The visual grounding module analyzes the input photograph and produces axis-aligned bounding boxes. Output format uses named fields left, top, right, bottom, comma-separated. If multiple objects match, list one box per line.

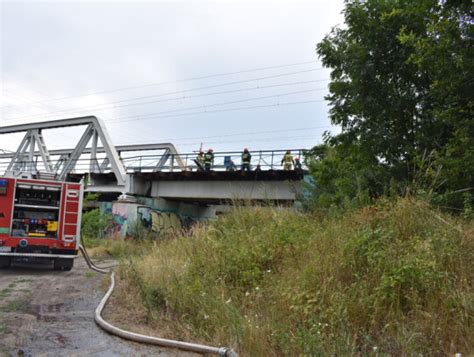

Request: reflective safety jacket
left=242, top=152, right=251, bottom=164
left=204, top=152, right=214, bottom=164
left=196, top=154, right=204, bottom=164
left=282, top=153, right=294, bottom=164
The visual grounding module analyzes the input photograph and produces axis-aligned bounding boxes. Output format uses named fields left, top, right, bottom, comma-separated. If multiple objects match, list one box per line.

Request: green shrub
left=116, top=199, right=473, bottom=355
left=81, top=208, right=111, bottom=246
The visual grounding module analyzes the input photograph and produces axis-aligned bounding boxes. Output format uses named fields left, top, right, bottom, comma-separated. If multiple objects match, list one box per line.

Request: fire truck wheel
left=53, top=258, right=74, bottom=271
left=0, top=257, right=12, bottom=268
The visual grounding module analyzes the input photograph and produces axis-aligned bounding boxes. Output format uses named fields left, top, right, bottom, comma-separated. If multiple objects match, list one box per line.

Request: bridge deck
left=70, top=169, right=306, bottom=182
left=128, top=169, right=306, bottom=181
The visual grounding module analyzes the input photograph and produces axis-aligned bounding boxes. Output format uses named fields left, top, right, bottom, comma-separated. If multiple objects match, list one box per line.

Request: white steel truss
left=0, top=116, right=127, bottom=185
left=0, top=116, right=186, bottom=185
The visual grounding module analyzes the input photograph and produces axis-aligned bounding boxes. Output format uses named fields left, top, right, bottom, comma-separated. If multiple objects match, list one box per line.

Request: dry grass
left=106, top=198, right=473, bottom=356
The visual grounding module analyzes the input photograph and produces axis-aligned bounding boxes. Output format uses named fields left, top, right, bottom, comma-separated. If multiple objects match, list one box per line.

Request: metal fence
left=0, top=149, right=307, bottom=176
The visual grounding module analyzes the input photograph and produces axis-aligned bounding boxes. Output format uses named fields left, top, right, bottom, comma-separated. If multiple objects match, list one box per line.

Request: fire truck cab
left=0, top=177, right=83, bottom=271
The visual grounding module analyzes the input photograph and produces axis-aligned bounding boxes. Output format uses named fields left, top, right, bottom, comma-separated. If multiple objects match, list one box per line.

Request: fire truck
left=0, top=176, right=83, bottom=271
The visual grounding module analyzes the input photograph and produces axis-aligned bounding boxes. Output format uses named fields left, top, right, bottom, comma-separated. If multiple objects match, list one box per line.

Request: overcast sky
left=0, top=0, right=344, bottom=156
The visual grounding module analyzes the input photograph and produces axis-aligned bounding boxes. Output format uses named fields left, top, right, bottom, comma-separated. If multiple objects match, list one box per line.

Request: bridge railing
left=121, top=149, right=306, bottom=172
left=0, top=149, right=307, bottom=176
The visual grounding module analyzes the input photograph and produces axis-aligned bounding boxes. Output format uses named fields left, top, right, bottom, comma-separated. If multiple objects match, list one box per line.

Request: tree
left=304, top=142, right=387, bottom=208
left=310, top=0, right=473, bottom=208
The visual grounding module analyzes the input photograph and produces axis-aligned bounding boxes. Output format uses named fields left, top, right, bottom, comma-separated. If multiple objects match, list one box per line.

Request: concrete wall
left=150, top=180, right=301, bottom=201
left=108, top=196, right=217, bottom=238
left=135, top=196, right=216, bottom=219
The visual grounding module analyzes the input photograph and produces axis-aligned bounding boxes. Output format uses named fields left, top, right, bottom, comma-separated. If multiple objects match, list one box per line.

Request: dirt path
left=0, top=257, right=197, bottom=357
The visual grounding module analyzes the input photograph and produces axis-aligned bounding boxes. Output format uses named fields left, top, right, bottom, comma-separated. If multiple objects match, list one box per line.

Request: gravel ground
left=0, top=256, right=198, bottom=357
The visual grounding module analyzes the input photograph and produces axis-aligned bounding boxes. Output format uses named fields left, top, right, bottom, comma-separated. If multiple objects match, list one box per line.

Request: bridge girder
left=0, top=116, right=127, bottom=185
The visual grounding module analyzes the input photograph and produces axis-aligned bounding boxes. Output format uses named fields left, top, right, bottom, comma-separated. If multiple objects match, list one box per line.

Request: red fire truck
left=0, top=176, right=83, bottom=271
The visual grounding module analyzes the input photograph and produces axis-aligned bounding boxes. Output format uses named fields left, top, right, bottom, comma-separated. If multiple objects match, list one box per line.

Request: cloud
left=1, top=0, right=344, bottom=153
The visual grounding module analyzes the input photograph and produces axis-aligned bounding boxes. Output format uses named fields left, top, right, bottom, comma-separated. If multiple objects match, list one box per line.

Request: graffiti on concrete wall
left=138, top=206, right=185, bottom=233
left=111, top=202, right=131, bottom=237
left=111, top=201, right=190, bottom=238
left=150, top=211, right=182, bottom=233
left=137, top=206, right=153, bottom=229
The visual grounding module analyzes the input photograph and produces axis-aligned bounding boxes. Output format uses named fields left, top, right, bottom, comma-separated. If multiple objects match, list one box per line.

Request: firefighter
left=194, top=151, right=205, bottom=171
left=281, top=150, right=294, bottom=170
left=204, top=149, right=214, bottom=171
left=241, top=148, right=251, bottom=172
left=294, top=157, right=302, bottom=170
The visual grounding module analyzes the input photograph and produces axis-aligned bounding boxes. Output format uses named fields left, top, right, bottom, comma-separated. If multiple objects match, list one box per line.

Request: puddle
left=32, top=303, right=67, bottom=322
left=0, top=257, right=191, bottom=356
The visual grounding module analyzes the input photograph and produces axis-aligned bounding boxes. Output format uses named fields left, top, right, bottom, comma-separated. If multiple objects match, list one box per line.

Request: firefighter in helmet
left=241, top=148, right=251, bottom=172
left=204, top=149, right=214, bottom=171
left=194, top=151, right=205, bottom=171
left=281, top=150, right=294, bottom=171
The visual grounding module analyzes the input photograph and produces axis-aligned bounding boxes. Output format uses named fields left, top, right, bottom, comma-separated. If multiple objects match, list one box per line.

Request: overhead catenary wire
left=111, top=127, right=332, bottom=149
left=98, top=98, right=327, bottom=146
left=120, top=125, right=333, bottom=143
left=1, top=91, right=56, bottom=116
left=1, top=97, right=331, bottom=159
left=0, top=76, right=115, bottom=123
left=142, top=134, right=328, bottom=148
left=1, top=63, right=331, bottom=155
left=4, top=68, right=325, bottom=121
left=2, top=95, right=327, bottom=130
left=0, top=60, right=322, bottom=109
left=3, top=78, right=329, bottom=123
left=107, top=98, right=326, bottom=124
left=108, top=87, right=327, bottom=123
left=106, top=78, right=328, bottom=111
left=1, top=81, right=100, bottom=119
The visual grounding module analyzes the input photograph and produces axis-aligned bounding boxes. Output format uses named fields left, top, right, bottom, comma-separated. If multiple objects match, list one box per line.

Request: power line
left=110, top=87, right=327, bottom=123
left=4, top=68, right=325, bottom=121
left=1, top=89, right=92, bottom=120
left=112, top=125, right=332, bottom=145
left=1, top=78, right=114, bottom=123
left=0, top=60, right=322, bottom=109
left=3, top=79, right=328, bottom=122
left=108, top=79, right=328, bottom=114
left=203, top=134, right=323, bottom=145
left=97, top=69, right=323, bottom=105
left=127, top=134, right=325, bottom=149
left=109, top=98, right=326, bottom=124
left=2, top=97, right=328, bottom=140
left=164, top=125, right=332, bottom=142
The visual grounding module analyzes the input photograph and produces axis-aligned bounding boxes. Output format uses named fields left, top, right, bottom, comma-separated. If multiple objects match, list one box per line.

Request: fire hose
left=79, top=245, right=238, bottom=357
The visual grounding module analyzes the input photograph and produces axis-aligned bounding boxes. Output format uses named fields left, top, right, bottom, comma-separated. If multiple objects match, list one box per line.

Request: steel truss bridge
left=0, top=116, right=307, bottom=204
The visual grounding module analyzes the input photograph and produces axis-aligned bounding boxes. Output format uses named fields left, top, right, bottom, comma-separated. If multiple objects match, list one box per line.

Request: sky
left=0, top=0, right=345, bottom=157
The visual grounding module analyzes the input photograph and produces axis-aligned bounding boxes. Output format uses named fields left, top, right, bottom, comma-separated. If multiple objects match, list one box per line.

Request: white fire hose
left=79, top=245, right=238, bottom=357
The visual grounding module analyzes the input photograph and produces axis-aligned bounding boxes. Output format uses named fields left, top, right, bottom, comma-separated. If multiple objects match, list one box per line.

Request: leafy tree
left=304, top=143, right=385, bottom=208
left=310, top=0, right=473, bottom=209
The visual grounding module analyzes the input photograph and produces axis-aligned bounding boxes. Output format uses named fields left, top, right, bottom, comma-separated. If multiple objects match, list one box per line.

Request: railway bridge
left=0, top=116, right=308, bottom=219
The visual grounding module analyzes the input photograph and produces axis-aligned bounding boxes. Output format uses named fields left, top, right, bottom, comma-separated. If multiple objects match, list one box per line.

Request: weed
left=0, top=288, right=13, bottom=300
left=0, top=299, right=29, bottom=312
left=0, top=323, right=7, bottom=334
left=110, top=199, right=473, bottom=355
left=14, top=279, right=32, bottom=284
left=81, top=208, right=111, bottom=243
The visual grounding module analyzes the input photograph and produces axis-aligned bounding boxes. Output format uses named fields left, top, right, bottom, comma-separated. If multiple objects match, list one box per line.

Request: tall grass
left=116, top=198, right=473, bottom=355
